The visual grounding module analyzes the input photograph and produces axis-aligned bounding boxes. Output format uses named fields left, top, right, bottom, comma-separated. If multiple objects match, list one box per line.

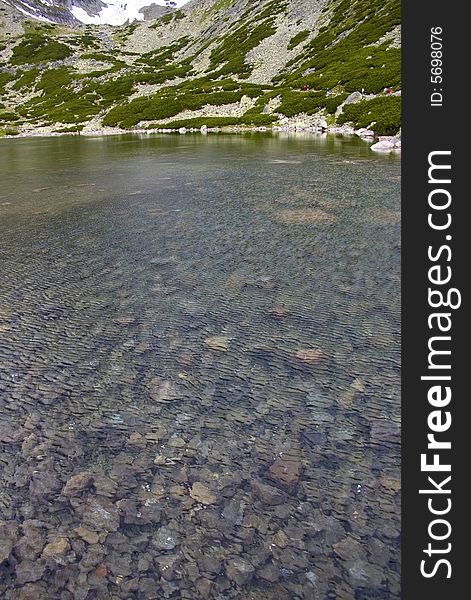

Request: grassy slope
left=0, top=0, right=401, bottom=136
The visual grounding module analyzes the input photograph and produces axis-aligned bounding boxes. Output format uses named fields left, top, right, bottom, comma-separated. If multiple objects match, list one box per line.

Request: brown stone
left=62, top=472, right=94, bottom=497
left=75, top=526, right=99, bottom=545
left=204, top=335, right=229, bottom=352
left=226, top=557, right=254, bottom=586
left=275, top=209, right=337, bottom=225
left=15, top=560, right=46, bottom=584
left=41, top=537, right=70, bottom=560
left=0, top=520, right=17, bottom=562
left=267, top=455, right=302, bottom=492
left=13, top=525, right=45, bottom=561
left=127, top=432, right=146, bottom=448
left=81, top=497, right=120, bottom=532
left=295, top=348, right=324, bottom=364
left=190, top=482, right=218, bottom=505
left=251, top=480, right=285, bottom=505
left=93, top=563, right=108, bottom=578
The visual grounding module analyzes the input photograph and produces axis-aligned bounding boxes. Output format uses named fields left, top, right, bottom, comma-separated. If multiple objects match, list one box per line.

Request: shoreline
left=0, top=123, right=401, bottom=152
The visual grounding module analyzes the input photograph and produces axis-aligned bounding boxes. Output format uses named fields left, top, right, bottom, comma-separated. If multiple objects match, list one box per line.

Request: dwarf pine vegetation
left=0, top=0, right=401, bottom=136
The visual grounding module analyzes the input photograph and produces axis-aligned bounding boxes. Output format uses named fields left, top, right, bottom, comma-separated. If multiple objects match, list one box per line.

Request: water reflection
left=0, top=133, right=400, bottom=599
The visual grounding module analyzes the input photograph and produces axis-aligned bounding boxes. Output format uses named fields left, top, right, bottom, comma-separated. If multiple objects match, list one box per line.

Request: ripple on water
left=0, top=133, right=400, bottom=599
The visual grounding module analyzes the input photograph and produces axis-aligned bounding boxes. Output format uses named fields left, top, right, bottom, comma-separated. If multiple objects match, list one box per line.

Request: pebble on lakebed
left=0, top=134, right=401, bottom=598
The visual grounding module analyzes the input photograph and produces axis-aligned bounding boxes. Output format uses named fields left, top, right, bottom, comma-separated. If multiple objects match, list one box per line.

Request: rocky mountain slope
left=0, top=1, right=182, bottom=25
left=0, top=0, right=401, bottom=136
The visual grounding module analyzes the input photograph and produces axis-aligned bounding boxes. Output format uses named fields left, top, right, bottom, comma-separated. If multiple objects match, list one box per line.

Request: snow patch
left=71, top=0, right=189, bottom=26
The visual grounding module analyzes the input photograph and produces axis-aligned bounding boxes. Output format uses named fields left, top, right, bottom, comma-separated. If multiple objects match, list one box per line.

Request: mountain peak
left=1, top=0, right=190, bottom=25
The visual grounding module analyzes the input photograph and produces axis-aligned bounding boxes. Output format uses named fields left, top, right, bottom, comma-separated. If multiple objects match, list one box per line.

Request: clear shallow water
left=0, top=133, right=400, bottom=599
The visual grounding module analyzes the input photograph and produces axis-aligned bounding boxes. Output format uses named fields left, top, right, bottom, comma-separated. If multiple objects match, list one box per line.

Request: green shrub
left=11, top=68, right=40, bottom=91
left=0, top=110, right=20, bottom=123
left=148, top=113, right=276, bottom=129
left=337, top=95, right=401, bottom=134
left=10, top=34, right=73, bottom=65
left=55, top=125, right=83, bottom=133
left=0, top=126, right=20, bottom=136
left=103, top=80, right=267, bottom=128
left=276, top=0, right=400, bottom=94
left=288, top=30, right=310, bottom=50
left=207, top=1, right=287, bottom=77
left=149, top=12, right=175, bottom=28
left=0, top=72, right=14, bottom=93
left=324, top=92, right=349, bottom=113
left=80, top=34, right=99, bottom=49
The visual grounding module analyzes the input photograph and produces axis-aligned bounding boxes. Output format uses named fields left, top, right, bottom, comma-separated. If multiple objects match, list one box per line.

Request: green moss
left=337, top=95, right=401, bottom=134
left=10, top=34, right=73, bottom=65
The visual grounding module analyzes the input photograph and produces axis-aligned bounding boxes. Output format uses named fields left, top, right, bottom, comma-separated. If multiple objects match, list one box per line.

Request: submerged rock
left=257, top=562, right=280, bottom=583
left=295, top=348, right=324, bottom=364
left=41, top=537, right=70, bottom=562
left=275, top=209, right=337, bottom=225
left=74, top=526, right=99, bottom=545
left=226, top=557, right=255, bottom=586
left=0, top=520, right=17, bottom=562
left=155, top=555, right=180, bottom=581
left=251, top=480, right=285, bottom=505
left=222, top=497, right=245, bottom=525
left=15, top=559, right=46, bottom=584
left=152, top=527, right=180, bottom=551
left=190, top=482, right=218, bottom=505
left=14, top=524, right=45, bottom=561
left=267, top=455, right=302, bottom=492
left=62, top=472, right=94, bottom=497
left=204, top=336, right=230, bottom=352
left=29, top=470, right=61, bottom=499
left=149, top=379, right=182, bottom=403
left=81, top=497, right=120, bottom=532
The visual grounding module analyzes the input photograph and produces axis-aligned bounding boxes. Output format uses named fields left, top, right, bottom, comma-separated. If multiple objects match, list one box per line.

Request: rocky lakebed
left=0, top=132, right=401, bottom=599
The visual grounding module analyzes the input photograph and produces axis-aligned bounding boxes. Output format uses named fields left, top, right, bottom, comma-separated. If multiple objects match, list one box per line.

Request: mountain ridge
left=1, top=1, right=183, bottom=25
left=0, top=0, right=401, bottom=137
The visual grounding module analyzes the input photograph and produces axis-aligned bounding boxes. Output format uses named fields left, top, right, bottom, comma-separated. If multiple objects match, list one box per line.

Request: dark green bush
left=277, top=0, right=400, bottom=94
left=148, top=112, right=276, bottom=129
left=11, top=68, right=40, bottom=91
left=288, top=30, right=310, bottom=50
left=0, top=72, right=14, bottom=93
left=337, top=95, right=401, bottom=134
left=10, top=34, right=73, bottom=65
